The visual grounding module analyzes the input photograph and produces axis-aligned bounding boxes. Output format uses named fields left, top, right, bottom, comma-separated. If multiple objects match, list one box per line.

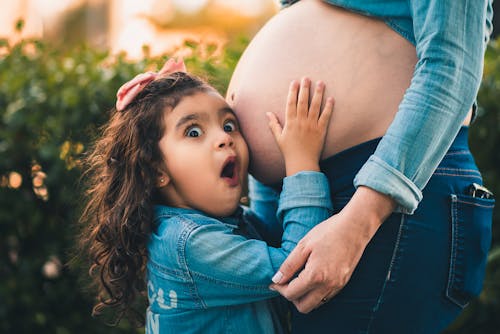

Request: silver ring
left=321, top=297, right=329, bottom=303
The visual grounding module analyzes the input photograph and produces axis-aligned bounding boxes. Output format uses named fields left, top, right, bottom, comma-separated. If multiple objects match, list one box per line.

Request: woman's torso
left=227, top=0, right=471, bottom=184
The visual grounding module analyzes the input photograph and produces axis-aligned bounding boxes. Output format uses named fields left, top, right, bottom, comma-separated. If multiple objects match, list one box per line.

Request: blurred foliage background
left=1, top=19, right=499, bottom=334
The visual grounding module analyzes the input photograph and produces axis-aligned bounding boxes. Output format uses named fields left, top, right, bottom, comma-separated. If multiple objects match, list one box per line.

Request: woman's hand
left=267, top=78, right=334, bottom=176
left=270, top=186, right=396, bottom=313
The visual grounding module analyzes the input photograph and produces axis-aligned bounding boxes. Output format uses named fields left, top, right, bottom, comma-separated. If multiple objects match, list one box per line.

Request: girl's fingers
left=296, top=77, right=310, bottom=118
left=286, top=80, right=300, bottom=120
left=266, top=112, right=283, bottom=141
left=308, top=81, right=325, bottom=121
left=319, top=97, right=335, bottom=128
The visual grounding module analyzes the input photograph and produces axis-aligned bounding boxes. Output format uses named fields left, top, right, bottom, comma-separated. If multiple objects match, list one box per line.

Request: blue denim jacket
left=280, top=0, right=494, bottom=213
left=146, top=172, right=332, bottom=334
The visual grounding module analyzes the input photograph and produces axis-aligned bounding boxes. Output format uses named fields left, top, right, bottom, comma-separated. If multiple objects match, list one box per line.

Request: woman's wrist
left=339, top=186, right=396, bottom=242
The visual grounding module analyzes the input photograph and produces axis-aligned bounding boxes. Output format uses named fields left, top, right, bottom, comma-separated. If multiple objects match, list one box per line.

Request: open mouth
left=220, top=156, right=238, bottom=186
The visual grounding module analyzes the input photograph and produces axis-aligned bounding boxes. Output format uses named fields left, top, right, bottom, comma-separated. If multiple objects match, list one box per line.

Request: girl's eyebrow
left=175, top=107, right=236, bottom=130
left=175, top=113, right=205, bottom=130
left=218, top=107, right=236, bottom=118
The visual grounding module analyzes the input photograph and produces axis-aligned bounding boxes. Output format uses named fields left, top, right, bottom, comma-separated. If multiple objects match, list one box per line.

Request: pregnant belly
left=227, top=0, right=418, bottom=184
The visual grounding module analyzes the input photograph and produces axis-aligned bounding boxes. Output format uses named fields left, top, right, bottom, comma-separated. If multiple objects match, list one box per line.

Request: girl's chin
left=216, top=200, right=242, bottom=217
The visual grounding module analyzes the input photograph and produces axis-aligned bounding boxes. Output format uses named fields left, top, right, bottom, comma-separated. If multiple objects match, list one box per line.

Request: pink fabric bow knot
left=115, top=58, right=187, bottom=111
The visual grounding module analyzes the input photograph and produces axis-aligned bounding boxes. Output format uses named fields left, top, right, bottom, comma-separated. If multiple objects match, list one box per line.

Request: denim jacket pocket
left=446, top=193, right=495, bottom=308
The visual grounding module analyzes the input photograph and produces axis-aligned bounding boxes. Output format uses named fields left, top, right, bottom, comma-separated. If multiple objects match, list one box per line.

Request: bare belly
left=227, top=0, right=470, bottom=184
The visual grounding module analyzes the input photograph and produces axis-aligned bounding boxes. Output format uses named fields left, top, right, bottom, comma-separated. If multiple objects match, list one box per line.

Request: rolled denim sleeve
left=184, top=171, right=332, bottom=307
left=354, top=0, right=489, bottom=214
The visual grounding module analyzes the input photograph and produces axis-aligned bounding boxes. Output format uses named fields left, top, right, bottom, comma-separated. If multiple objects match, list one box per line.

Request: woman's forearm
left=354, top=1, right=490, bottom=214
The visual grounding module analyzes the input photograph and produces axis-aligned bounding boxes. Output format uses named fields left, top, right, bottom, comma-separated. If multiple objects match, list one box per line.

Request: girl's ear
left=156, top=172, right=170, bottom=188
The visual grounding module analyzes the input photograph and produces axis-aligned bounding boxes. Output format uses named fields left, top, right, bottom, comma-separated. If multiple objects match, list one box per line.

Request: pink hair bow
left=115, top=58, right=187, bottom=111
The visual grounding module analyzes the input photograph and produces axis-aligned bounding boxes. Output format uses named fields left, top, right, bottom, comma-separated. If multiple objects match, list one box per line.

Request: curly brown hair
left=79, top=72, right=212, bottom=325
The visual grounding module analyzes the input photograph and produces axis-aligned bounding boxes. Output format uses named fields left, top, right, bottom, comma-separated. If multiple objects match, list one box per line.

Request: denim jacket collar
left=153, top=205, right=244, bottom=229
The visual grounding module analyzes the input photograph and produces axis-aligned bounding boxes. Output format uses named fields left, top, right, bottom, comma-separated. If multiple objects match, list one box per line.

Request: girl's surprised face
left=157, top=90, right=249, bottom=217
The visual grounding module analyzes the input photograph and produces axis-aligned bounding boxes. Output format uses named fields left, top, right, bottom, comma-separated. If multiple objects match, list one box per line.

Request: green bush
left=0, top=27, right=498, bottom=333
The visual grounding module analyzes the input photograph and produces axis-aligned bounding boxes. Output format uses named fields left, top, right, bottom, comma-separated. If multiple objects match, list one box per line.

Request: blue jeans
left=291, top=127, right=495, bottom=334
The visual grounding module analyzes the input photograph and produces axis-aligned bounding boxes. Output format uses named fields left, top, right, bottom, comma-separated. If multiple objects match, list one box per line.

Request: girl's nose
left=216, top=131, right=234, bottom=149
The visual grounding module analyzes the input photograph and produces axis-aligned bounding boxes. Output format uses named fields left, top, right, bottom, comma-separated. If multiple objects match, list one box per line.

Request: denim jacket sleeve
left=354, top=1, right=489, bottom=214
left=247, top=175, right=282, bottom=246
left=184, top=171, right=332, bottom=307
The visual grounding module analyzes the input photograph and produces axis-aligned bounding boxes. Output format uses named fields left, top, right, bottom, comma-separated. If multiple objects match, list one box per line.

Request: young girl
left=79, top=59, right=334, bottom=333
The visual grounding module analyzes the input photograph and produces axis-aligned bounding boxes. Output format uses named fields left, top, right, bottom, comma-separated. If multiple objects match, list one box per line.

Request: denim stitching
left=456, top=199, right=495, bottom=208
left=148, top=259, right=186, bottom=278
left=435, top=167, right=481, bottom=174
left=444, top=150, right=470, bottom=156
left=445, top=194, right=469, bottom=307
left=433, top=172, right=481, bottom=178
left=446, top=192, right=494, bottom=308
left=385, top=215, right=406, bottom=283
left=446, top=195, right=457, bottom=302
left=366, top=214, right=405, bottom=333
left=190, top=270, right=273, bottom=292
left=178, top=222, right=207, bottom=309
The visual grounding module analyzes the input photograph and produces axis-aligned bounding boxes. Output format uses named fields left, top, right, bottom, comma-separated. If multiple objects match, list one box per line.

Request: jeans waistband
left=319, top=126, right=470, bottom=196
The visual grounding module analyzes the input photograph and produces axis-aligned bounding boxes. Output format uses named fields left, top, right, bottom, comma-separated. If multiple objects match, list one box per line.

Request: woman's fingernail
left=272, top=271, right=283, bottom=284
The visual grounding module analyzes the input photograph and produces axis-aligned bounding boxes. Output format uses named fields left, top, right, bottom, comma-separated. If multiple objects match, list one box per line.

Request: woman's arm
left=355, top=0, right=489, bottom=213
left=270, top=0, right=491, bottom=313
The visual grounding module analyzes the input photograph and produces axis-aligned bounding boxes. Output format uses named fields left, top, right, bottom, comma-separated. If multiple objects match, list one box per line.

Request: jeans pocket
left=445, top=193, right=495, bottom=308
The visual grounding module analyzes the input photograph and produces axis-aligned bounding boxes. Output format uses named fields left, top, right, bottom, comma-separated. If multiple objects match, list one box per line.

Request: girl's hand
left=267, top=78, right=334, bottom=176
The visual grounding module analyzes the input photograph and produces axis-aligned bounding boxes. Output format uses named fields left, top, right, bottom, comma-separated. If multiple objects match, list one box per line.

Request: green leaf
left=15, top=19, right=25, bottom=32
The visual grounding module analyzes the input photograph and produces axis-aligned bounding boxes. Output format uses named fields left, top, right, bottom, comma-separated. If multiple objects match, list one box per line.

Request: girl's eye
left=223, top=120, right=237, bottom=133
left=186, top=126, right=202, bottom=137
